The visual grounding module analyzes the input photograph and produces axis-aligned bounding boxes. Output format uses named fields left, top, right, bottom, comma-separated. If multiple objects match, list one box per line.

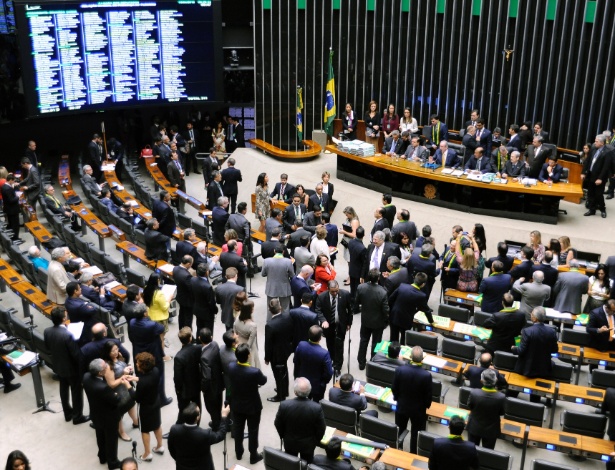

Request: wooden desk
left=0, top=258, right=24, bottom=293
left=250, top=228, right=266, bottom=244
left=65, top=199, right=112, bottom=250
left=25, top=220, right=54, bottom=249
left=249, top=138, right=322, bottom=159
left=378, top=448, right=429, bottom=470
left=583, top=347, right=615, bottom=368
left=443, top=289, right=480, bottom=310
left=9, top=281, right=56, bottom=318
left=175, top=189, right=206, bottom=211
left=500, top=418, right=527, bottom=443
left=527, top=427, right=582, bottom=454
left=103, top=170, right=153, bottom=220
left=142, top=156, right=178, bottom=195
left=426, top=402, right=469, bottom=426
left=116, top=241, right=156, bottom=269
left=373, top=341, right=463, bottom=378
left=109, top=284, right=128, bottom=301
left=321, top=428, right=381, bottom=464
left=579, top=435, right=615, bottom=460
left=506, top=373, right=556, bottom=398
left=557, top=383, right=604, bottom=407
left=250, top=193, right=288, bottom=215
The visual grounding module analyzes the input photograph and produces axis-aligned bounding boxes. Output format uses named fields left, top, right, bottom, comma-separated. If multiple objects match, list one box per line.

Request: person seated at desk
left=117, top=202, right=137, bottom=225
left=463, top=352, right=508, bottom=390
left=587, top=299, right=615, bottom=352
left=329, top=373, right=378, bottom=418
left=144, top=218, right=170, bottom=262
left=382, top=130, right=403, bottom=157
left=100, top=187, right=119, bottom=213
left=428, top=415, right=478, bottom=470
left=270, top=173, right=295, bottom=203
left=79, top=272, right=119, bottom=313
left=312, top=437, right=356, bottom=470
left=43, top=185, right=81, bottom=230
left=28, top=245, right=49, bottom=271
left=432, top=140, right=461, bottom=168
left=371, top=341, right=405, bottom=368
left=464, top=147, right=493, bottom=173
left=497, top=150, right=526, bottom=181
left=82, top=164, right=105, bottom=196
left=538, top=155, right=564, bottom=183
left=404, top=136, right=428, bottom=161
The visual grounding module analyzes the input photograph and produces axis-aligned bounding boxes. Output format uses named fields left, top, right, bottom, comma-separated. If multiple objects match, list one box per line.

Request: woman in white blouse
left=399, top=107, right=419, bottom=134
left=310, top=226, right=330, bottom=259
left=321, top=171, right=334, bottom=201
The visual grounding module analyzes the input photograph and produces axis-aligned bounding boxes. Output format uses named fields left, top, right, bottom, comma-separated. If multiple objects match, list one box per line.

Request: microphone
left=132, top=441, right=137, bottom=458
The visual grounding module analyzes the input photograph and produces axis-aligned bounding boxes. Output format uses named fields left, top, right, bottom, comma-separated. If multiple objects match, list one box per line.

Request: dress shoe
left=267, top=396, right=285, bottom=402
left=250, top=453, right=264, bottom=464
left=3, top=382, right=21, bottom=394
left=118, top=433, right=132, bottom=442
left=602, top=211, right=607, bottom=218
left=584, top=211, right=595, bottom=216
left=161, top=397, right=173, bottom=407
left=73, top=415, right=90, bottom=425
left=607, top=195, right=614, bottom=200
left=236, top=453, right=243, bottom=461
left=358, top=364, right=366, bottom=371
left=90, top=422, right=95, bottom=429
left=64, top=415, right=72, bottom=422
left=138, top=454, right=153, bottom=462
left=152, top=446, right=165, bottom=454
left=194, top=171, right=202, bottom=174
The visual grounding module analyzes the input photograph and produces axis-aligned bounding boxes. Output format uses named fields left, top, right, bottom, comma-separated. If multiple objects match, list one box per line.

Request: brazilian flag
left=324, top=50, right=336, bottom=136
left=297, top=86, right=304, bottom=141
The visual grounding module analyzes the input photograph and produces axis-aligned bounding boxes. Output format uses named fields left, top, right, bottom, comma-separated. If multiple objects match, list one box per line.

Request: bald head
left=532, top=270, right=544, bottom=284
left=294, top=377, right=312, bottom=397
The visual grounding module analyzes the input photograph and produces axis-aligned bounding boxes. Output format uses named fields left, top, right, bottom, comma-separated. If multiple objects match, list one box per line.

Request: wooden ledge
left=249, top=138, right=322, bottom=159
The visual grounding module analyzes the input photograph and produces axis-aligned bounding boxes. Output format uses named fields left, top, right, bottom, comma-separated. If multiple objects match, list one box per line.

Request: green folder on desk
left=444, top=407, right=469, bottom=420
left=575, top=313, right=589, bottom=325
left=472, top=327, right=492, bottom=340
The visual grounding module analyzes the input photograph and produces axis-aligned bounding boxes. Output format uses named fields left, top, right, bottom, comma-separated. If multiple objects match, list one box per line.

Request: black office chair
left=416, top=430, right=440, bottom=458
left=405, top=330, right=438, bottom=355
left=560, top=329, right=591, bottom=347
left=558, top=167, right=570, bottom=215
left=359, top=414, right=408, bottom=449
left=118, top=218, right=135, bottom=242
left=307, top=465, right=327, bottom=470
left=107, top=210, right=121, bottom=228
left=590, top=369, right=615, bottom=390
left=177, top=213, right=193, bottom=229
left=439, top=303, right=472, bottom=324
left=9, top=315, right=35, bottom=351
left=263, top=446, right=304, bottom=470
left=560, top=410, right=607, bottom=439
left=20, top=258, right=38, bottom=287
left=36, top=267, right=49, bottom=294
left=125, top=268, right=146, bottom=288
left=476, top=446, right=512, bottom=470
left=320, top=399, right=358, bottom=435
left=432, top=379, right=448, bottom=403
left=104, top=257, right=127, bottom=285
left=0, top=306, right=17, bottom=335
left=193, top=219, right=210, bottom=242
left=89, top=246, right=109, bottom=270
left=473, top=310, right=492, bottom=327
left=531, top=459, right=579, bottom=470
left=441, top=338, right=476, bottom=364
left=74, top=236, right=94, bottom=265
left=134, top=228, right=147, bottom=247
left=504, top=397, right=545, bottom=427
left=96, top=201, right=111, bottom=224
left=365, top=361, right=395, bottom=388
left=458, top=386, right=472, bottom=410
left=62, top=226, right=80, bottom=254
left=493, top=351, right=518, bottom=372
left=32, top=328, right=53, bottom=369
left=551, top=359, right=573, bottom=384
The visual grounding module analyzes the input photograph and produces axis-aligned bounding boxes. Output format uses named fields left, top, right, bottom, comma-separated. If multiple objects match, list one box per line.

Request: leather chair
left=561, top=329, right=591, bottom=347
left=551, top=359, right=573, bottom=383
left=177, top=213, right=193, bottom=229
left=531, top=459, right=579, bottom=470
left=432, top=379, right=449, bottom=403
left=359, top=414, right=408, bottom=449
left=405, top=330, right=438, bottom=355
left=89, top=246, right=109, bottom=270
left=416, top=430, right=440, bottom=458
left=134, top=228, right=147, bottom=247
left=560, top=409, right=607, bottom=439
left=117, top=218, right=135, bottom=242
left=504, top=397, right=545, bottom=427
left=9, top=315, right=35, bottom=351
left=476, top=446, right=512, bottom=470
left=126, top=268, right=146, bottom=288
left=473, top=310, right=492, bottom=327
left=441, top=338, right=476, bottom=364
left=439, top=303, right=472, bottom=323
left=320, top=399, right=358, bottom=435
left=263, top=446, right=304, bottom=470
left=365, top=361, right=395, bottom=388
left=590, top=369, right=615, bottom=390
left=74, top=235, right=94, bottom=265
left=193, top=219, right=210, bottom=242
left=104, top=257, right=127, bottom=285
left=493, top=351, right=518, bottom=372
left=0, top=306, right=17, bottom=335
left=458, top=386, right=472, bottom=410
left=32, top=328, right=53, bottom=369
left=36, top=267, right=49, bottom=294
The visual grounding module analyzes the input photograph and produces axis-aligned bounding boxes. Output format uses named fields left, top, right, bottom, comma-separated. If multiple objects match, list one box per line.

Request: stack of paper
left=81, top=266, right=103, bottom=276
left=9, top=350, right=38, bottom=369
left=336, top=140, right=375, bottom=156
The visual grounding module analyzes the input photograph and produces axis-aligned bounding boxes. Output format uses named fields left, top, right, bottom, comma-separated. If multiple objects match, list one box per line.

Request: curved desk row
left=249, top=138, right=322, bottom=159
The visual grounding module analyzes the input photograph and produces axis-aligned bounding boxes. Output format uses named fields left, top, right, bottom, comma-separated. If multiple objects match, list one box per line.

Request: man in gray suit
left=226, top=202, right=252, bottom=255
left=262, top=245, right=295, bottom=318
left=82, top=165, right=104, bottom=196
left=20, top=157, right=41, bottom=210
left=302, top=206, right=323, bottom=235
left=552, top=259, right=588, bottom=313
left=512, top=271, right=551, bottom=320
left=265, top=208, right=285, bottom=241
left=293, top=235, right=315, bottom=274
left=215, top=267, right=244, bottom=331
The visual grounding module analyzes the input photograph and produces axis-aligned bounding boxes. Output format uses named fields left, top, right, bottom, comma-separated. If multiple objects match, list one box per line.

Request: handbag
left=66, top=195, right=82, bottom=205
left=140, top=145, right=153, bottom=158
left=340, top=238, right=349, bottom=248
left=116, top=383, right=135, bottom=414
left=92, top=272, right=118, bottom=287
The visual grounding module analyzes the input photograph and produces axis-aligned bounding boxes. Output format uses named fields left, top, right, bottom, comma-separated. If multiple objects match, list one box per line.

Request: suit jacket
left=389, top=283, right=433, bottom=330
left=290, top=275, right=312, bottom=309
left=383, top=136, right=403, bottom=154
left=370, top=218, right=389, bottom=239
left=190, top=276, right=217, bottom=322
left=371, top=352, right=405, bottom=368
left=475, top=128, right=493, bottom=155
left=21, top=165, right=41, bottom=202
left=47, top=260, right=70, bottom=304
left=1, top=183, right=20, bottom=215
left=220, top=167, right=242, bottom=195
left=429, top=437, right=479, bottom=470
left=507, top=133, right=523, bottom=152
left=152, top=199, right=176, bottom=236
left=262, top=256, right=294, bottom=297
left=361, top=243, right=396, bottom=279
left=463, top=365, right=508, bottom=389
left=485, top=254, right=515, bottom=274
left=228, top=362, right=267, bottom=413
left=87, top=140, right=103, bottom=168
left=531, top=264, right=559, bottom=289
left=82, top=173, right=102, bottom=195
left=464, top=156, right=493, bottom=173
left=44, top=194, right=67, bottom=215
left=265, top=217, right=284, bottom=241
left=206, top=181, right=224, bottom=210
left=524, top=145, right=552, bottom=178
left=302, top=211, right=323, bottom=234
left=289, top=306, right=319, bottom=350
left=265, top=312, right=295, bottom=365
left=512, top=322, right=558, bottom=377
left=502, top=160, right=526, bottom=178
left=174, top=343, right=202, bottom=401
left=586, top=306, right=615, bottom=352
left=315, top=289, right=353, bottom=331
left=582, top=145, right=614, bottom=183
left=211, top=206, right=229, bottom=246
left=176, top=240, right=200, bottom=267
left=294, top=246, right=315, bottom=274
left=552, top=270, right=587, bottom=313
left=538, top=163, right=563, bottom=182
left=391, top=220, right=418, bottom=243
left=461, top=133, right=479, bottom=159
left=173, top=265, right=193, bottom=307
left=293, top=341, right=333, bottom=398
left=270, top=182, right=295, bottom=202
left=168, top=420, right=227, bottom=470
left=288, top=226, right=310, bottom=252
left=215, top=281, right=243, bottom=329
left=82, top=371, right=122, bottom=430
left=602, top=388, right=615, bottom=441
left=167, top=160, right=186, bottom=189
left=404, top=144, right=429, bottom=160
left=513, top=279, right=551, bottom=318
left=275, top=397, right=326, bottom=451
left=392, top=364, right=432, bottom=416
left=467, top=388, right=505, bottom=437
left=219, top=251, right=247, bottom=287
left=407, top=252, right=439, bottom=288
left=329, top=387, right=368, bottom=413
left=44, top=325, right=81, bottom=378
left=200, top=341, right=223, bottom=394
left=425, top=122, right=449, bottom=147
left=484, top=308, right=526, bottom=353
left=283, top=203, right=307, bottom=232
left=260, top=239, right=289, bottom=259
left=509, top=259, right=533, bottom=282
left=80, top=337, right=129, bottom=376
left=433, top=148, right=461, bottom=168
left=203, top=157, right=221, bottom=185
left=308, top=192, right=330, bottom=213
left=354, top=282, right=389, bottom=329
left=144, top=228, right=170, bottom=261
left=478, top=273, right=512, bottom=313
left=347, top=238, right=367, bottom=279
left=381, top=205, right=396, bottom=230
left=65, top=297, right=99, bottom=345
left=130, top=317, right=165, bottom=366
left=226, top=213, right=251, bottom=243
left=384, top=267, right=409, bottom=295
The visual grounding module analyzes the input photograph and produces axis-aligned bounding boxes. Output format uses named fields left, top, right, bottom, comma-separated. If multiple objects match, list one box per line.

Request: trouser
left=349, top=277, right=360, bottom=302
left=0, top=360, right=15, bottom=382
left=178, top=304, right=193, bottom=331
left=196, top=315, right=215, bottom=337
left=284, top=445, right=315, bottom=464
left=324, top=324, right=347, bottom=371
left=94, top=421, right=120, bottom=468
left=587, top=180, right=607, bottom=212
left=389, top=324, right=407, bottom=345
left=606, top=177, right=615, bottom=196
left=358, top=325, right=383, bottom=367
left=234, top=411, right=261, bottom=458
left=5, top=212, right=19, bottom=240
left=395, top=411, right=426, bottom=454
left=227, top=193, right=238, bottom=214
left=468, top=432, right=497, bottom=450
left=203, top=388, right=223, bottom=430
left=272, top=363, right=289, bottom=398
left=177, top=395, right=201, bottom=424
left=59, top=375, right=84, bottom=421
left=266, top=296, right=290, bottom=321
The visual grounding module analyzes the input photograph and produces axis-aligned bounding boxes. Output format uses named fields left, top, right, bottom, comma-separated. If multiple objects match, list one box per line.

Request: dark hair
left=549, top=239, right=561, bottom=255
left=142, top=272, right=161, bottom=307
left=101, top=187, right=110, bottom=198
left=301, top=292, right=314, bottom=304
left=322, top=212, right=330, bottom=223
left=238, top=300, right=254, bottom=322
left=5, top=450, right=31, bottom=470
left=159, top=190, right=169, bottom=201
left=237, top=202, right=247, bottom=213
left=135, top=352, right=155, bottom=373
left=502, top=292, right=514, bottom=307
left=355, top=226, right=365, bottom=239
left=491, top=260, right=504, bottom=272
left=594, top=264, right=611, bottom=293
left=430, top=113, right=439, bottom=121
left=196, top=263, right=209, bottom=277
left=382, top=193, right=392, bottom=204
left=509, top=124, right=519, bottom=133
left=233, top=291, right=248, bottom=312
left=274, top=244, right=284, bottom=254
left=181, top=402, right=200, bottom=425
left=421, top=225, right=432, bottom=237
left=521, top=245, right=534, bottom=260
left=474, top=223, right=487, bottom=252
left=496, top=242, right=508, bottom=257
left=300, top=235, right=310, bottom=247
left=449, top=415, right=466, bottom=435
left=222, top=330, right=236, bottom=348
left=325, top=437, right=343, bottom=460
left=66, top=281, right=80, bottom=297
left=199, top=328, right=213, bottom=344
left=178, top=327, right=193, bottom=345
left=256, top=173, right=267, bottom=187
left=235, top=343, right=250, bottom=363
left=388, top=341, right=401, bottom=359
left=271, top=208, right=281, bottom=219
left=399, top=209, right=410, bottom=221
left=102, top=340, right=121, bottom=362
left=367, top=268, right=380, bottom=283
left=308, top=325, right=323, bottom=342
left=414, top=272, right=428, bottom=286
left=339, top=374, right=354, bottom=391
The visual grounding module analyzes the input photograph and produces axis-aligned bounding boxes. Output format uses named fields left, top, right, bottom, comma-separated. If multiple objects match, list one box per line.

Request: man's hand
left=599, top=326, right=610, bottom=333
left=518, top=277, right=525, bottom=283
left=322, top=321, right=329, bottom=329
left=221, top=404, right=231, bottom=418
left=596, top=179, right=603, bottom=185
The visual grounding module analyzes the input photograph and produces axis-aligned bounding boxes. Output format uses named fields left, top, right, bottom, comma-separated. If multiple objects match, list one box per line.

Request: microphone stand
left=28, top=312, right=56, bottom=414
left=245, top=240, right=259, bottom=299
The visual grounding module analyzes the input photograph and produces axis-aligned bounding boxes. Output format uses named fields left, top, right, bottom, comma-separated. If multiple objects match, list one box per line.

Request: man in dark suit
left=174, top=327, right=202, bottom=424
left=265, top=299, right=295, bottom=402
left=383, top=256, right=409, bottom=295
left=175, top=228, right=200, bottom=265
left=206, top=171, right=224, bottom=210
left=462, top=352, right=508, bottom=390
left=354, top=269, right=389, bottom=369
left=289, top=292, right=319, bottom=351
left=294, top=326, right=333, bottom=402
left=167, top=151, right=186, bottom=192
left=383, top=130, right=403, bottom=156
left=380, top=194, right=396, bottom=228
left=315, top=281, right=353, bottom=373
left=20, top=157, right=41, bottom=210
left=329, top=373, right=378, bottom=417
left=478, top=261, right=512, bottom=313
left=462, top=126, right=479, bottom=162
left=392, top=346, right=433, bottom=454
left=270, top=173, right=295, bottom=202
left=169, top=402, right=230, bottom=470
left=586, top=300, right=615, bottom=352
left=144, top=218, right=170, bottom=262
left=464, top=147, right=493, bottom=173
left=302, top=206, right=323, bottom=235
left=65, top=282, right=99, bottom=346
left=524, top=135, right=552, bottom=179
left=406, top=243, right=438, bottom=300
left=308, top=183, right=330, bottom=213
left=152, top=191, right=176, bottom=237
left=362, top=231, right=397, bottom=283
left=509, top=246, right=534, bottom=284
left=44, top=306, right=89, bottom=424
left=275, top=377, right=326, bottom=463
left=511, top=307, right=558, bottom=402
left=202, top=151, right=221, bottom=187
left=219, top=240, right=247, bottom=288
left=228, top=344, right=267, bottom=464
left=429, top=415, right=479, bottom=470
left=507, top=124, right=523, bottom=152
left=391, top=209, right=418, bottom=244
left=173, top=256, right=194, bottom=330
left=283, top=194, right=308, bottom=233
left=433, top=140, right=461, bottom=168
left=81, top=322, right=131, bottom=376
left=371, top=341, right=405, bottom=368
left=538, top=155, right=564, bottom=183
left=312, top=437, right=355, bottom=470
left=215, top=268, right=244, bottom=330
left=464, top=110, right=480, bottom=129
left=583, top=134, right=613, bottom=218
left=83, top=358, right=131, bottom=469
left=191, top=264, right=218, bottom=333
left=290, top=265, right=314, bottom=308
left=483, top=293, right=526, bottom=355
left=220, top=158, right=242, bottom=214
left=199, top=328, right=224, bottom=431
left=389, top=273, right=433, bottom=344
left=485, top=242, right=515, bottom=274
left=25, top=139, right=40, bottom=169
left=348, top=226, right=367, bottom=301
left=1, top=174, right=21, bottom=241
left=474, top=118, right=493, bottom=155
left=231, top=117, right=245, bottom=148
left=425, top=114, right=449, bottom=150
left=370, top=208, right=389, bottom=239
left=211, top=196, right=230, bottom=246
left=260, top=228, right=290, bottom=259
left=531, top=251, right=559, bottom=306
left=499, top=150, right=526, bottom=180
left=183, top=121, right=200, bottom=174
left=87, top=134, right=104, bottom=181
